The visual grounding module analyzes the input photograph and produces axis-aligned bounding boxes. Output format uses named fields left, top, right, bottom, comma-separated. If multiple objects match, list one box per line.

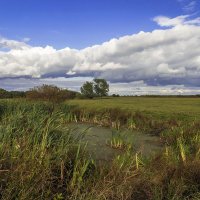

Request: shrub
left=26, top=85, right=69, bottom=104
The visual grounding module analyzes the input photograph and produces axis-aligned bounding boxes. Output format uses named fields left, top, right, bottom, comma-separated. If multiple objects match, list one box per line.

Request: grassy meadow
left=69, top=96, right=200, bottom=120
left=0, top=97, right=200, bottom=199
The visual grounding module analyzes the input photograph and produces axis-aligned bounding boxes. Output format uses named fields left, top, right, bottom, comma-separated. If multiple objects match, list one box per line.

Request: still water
left=69, top=123, right=163, bottom=162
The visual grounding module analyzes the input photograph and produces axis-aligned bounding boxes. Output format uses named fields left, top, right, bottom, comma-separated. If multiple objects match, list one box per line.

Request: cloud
left=0, top=37, right=29, bottom=50
left=1, top=77, right=200, bottom=95
left=22, top=37, right=31, bottom=43
left=153, top=15, right=189, bottom=27
left=153, top=15, right=200, bottom=27
left=109, top=81, right=200, bottom=95
left=183, top=1, right=197, bottom=12
left=177, top=0, right=198, bottom=13
left=0, top=15, right=200, bottom=90
left=0, top=77, right=93, bottom=91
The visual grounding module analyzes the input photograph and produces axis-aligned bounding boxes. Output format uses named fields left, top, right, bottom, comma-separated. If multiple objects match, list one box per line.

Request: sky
left=0, top=0, right=200, bottom=95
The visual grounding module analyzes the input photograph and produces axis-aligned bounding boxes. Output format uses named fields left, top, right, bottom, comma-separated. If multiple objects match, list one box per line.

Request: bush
left=26, top=85, right=68, bottom=104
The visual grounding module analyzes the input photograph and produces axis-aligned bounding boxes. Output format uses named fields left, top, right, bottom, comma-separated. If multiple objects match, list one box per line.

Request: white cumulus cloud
left=0, top=15, right=200, bottom=88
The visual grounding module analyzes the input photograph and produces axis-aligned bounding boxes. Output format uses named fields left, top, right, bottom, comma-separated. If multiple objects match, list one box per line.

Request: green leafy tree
left=80, top=81, right=95, bottom=99
left=93, top=79, right=109, bottom=97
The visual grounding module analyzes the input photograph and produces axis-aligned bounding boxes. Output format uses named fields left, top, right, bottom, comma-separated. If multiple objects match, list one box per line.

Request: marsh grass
left=0, top=100, right=94, bottom=199
left=0, top=99, right=199, bottom=199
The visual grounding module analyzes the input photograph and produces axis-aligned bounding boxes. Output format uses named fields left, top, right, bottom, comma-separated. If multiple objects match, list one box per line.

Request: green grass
left=69, top=97, right=200, bottom=120
left=0, top=98, right=200, bottom=199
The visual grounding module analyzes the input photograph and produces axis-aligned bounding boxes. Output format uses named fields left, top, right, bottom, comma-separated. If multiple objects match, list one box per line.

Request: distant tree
left=80, top=79, right=109, bottom=98
left=93, top=79, right=109, bottom=97
left=80, top=81, right=95, bottom=99
left=112, top=94, right=120, bottom=97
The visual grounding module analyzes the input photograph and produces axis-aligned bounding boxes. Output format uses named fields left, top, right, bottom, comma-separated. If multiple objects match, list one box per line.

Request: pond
left=69, top=123, right=163, bottom=162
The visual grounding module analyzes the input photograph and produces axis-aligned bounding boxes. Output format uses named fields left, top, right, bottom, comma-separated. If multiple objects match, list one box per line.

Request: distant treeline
left=1, top=87, right=200, bottom=99
left=0, top=86, right=79, bottom=100
left=0, top=88, right=26, bottom=99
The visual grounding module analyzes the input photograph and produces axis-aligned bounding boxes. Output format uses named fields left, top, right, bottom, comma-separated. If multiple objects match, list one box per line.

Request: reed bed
left=0, top=99, right=199, bottom=199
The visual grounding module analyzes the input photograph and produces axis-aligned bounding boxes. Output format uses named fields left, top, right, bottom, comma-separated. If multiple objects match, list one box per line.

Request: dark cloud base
left=1, top=77, right=200, bottom=96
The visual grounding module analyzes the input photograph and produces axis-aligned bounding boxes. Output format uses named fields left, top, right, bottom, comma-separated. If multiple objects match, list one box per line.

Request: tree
left=80, top=81, right=95, bottom=99
left=80, top=79, right=109, bottom=98
left=93, top=79, right=109, bottom=97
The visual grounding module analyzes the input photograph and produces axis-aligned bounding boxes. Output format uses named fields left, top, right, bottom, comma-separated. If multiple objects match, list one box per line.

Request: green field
left=69, top=97, right=200, bottom=119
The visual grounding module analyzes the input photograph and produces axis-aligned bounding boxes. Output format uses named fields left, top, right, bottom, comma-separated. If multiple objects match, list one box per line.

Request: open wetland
left=0, top=99, right=200, bottom=199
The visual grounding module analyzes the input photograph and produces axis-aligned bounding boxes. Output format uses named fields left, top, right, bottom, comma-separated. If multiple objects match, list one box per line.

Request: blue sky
left=0, top=0, right=189, bottom=49
left=0, top=0, right=200, bottom=94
